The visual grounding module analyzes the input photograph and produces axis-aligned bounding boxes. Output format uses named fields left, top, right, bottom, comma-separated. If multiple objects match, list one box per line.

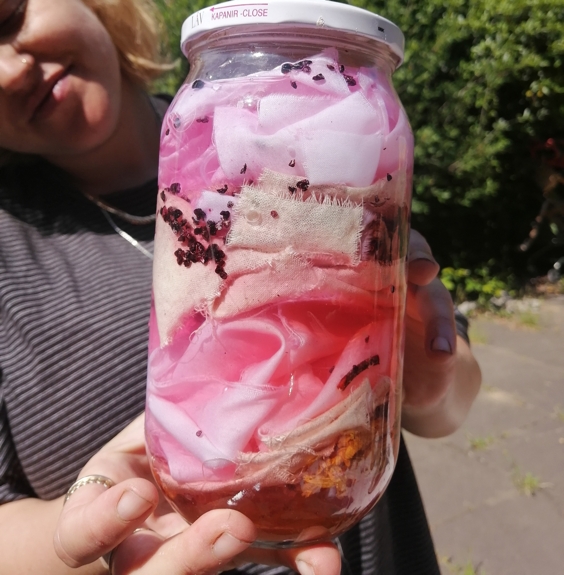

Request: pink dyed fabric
left=147, top=48, right=412, bottom=484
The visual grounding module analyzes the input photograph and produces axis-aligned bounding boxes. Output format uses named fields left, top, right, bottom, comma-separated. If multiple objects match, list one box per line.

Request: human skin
left=0, top=0, right=161, bottom=195
left=402, top=230, right=482, bottom=437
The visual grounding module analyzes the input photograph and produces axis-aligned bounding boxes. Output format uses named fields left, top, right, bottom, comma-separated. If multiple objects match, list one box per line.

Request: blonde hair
left=0, top=0, right=171, bottom=167
left=82, top=0, right=171, bottom=87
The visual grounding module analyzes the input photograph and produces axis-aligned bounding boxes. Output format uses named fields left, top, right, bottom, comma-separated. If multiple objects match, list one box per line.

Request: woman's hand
left=401, top=230, right=481, bottom=438
left=54, top=415, right=340, bottom=575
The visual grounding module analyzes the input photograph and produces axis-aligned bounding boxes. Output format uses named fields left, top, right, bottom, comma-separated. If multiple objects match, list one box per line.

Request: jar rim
left=181, top=0, right=404, bottom=65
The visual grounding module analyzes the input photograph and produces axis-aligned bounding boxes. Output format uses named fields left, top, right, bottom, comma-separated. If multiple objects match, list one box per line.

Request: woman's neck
left=44, top=80, right=165, bottom=196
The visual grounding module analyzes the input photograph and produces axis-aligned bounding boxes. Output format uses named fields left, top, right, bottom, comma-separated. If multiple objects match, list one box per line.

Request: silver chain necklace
left=81, top=94, right=163, bottom=261
left=100, top=209, right=154, bottom=260
left=83, top=190, right=157, bottom=225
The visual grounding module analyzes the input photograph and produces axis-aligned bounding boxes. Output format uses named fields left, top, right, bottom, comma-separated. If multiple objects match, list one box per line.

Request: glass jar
left=146, top=0, right=413, bottom=548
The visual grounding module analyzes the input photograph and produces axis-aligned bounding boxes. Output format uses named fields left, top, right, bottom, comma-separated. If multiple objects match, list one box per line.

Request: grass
left=512, top=469, right=543, bottom=496
left=441, top=556, right=485, bottom=575
left=514, top=310, right=541, bottom=329
left=467, top=434, right=495, bottom=451
left=553, top=405, right=564, bottom=423
left=468, top=325, right=488, bottom=344
left=492, top=308, right=541, bottom=329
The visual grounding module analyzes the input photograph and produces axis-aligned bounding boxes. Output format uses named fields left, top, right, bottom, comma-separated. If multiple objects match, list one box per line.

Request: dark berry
left=288, top=186, right=296, bottom=194
left=312, top=73, right=325, bottom=81
left=212, top=246, right=225, bottom=263
left=216, top=184, right=228, bottom=194
left=174, top=248, right=185, bottom=265
left=291, top=81, right=297, bottom=89
left=227, top=201, right=234, bottom=209
left=170, top=182, right=181, bottom=194
left=337, top=355, right=380, bottom=390
left=196, top=430, right=203, bottom=437
left=281, top=63, right=292, bottom=74
left=386, top=173, right=393, bottom=181
left=193, top=208, right=206, bottom=220
left=289, top=159, right=296, bottom=167
left=339, top=64, right=345, bottom=73
left=192, top=79, right=205, bottom=89
left=208, top=221, right=218, bottom=236
left=240, top=163, right=247, bottom=174
left=220, top=210, right=230, bottom=220
left=165, top=129, right=170, bottom=135
left=344, top=74, right=356, bottom=86
left=296, top=179, right=309, bottom=191
left=160, top=191, right=166, bottom=202
left=270, top=210, right=279, bottom=219
left=196, top=116, right=209, bottom=123
left=216, top=266, right=228, bottom=279
left=327, top=64, right=335, bottom=71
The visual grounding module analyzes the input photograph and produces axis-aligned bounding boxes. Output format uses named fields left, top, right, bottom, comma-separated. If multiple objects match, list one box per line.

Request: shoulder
left=0, top=160, right=103, bottom=235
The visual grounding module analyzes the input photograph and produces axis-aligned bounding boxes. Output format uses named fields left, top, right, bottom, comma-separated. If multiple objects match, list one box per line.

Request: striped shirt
left=0, top=160, right=441, bottom=574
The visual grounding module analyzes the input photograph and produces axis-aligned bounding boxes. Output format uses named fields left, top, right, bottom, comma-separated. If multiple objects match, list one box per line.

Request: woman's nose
left=0, top=51, right=36, bottom=94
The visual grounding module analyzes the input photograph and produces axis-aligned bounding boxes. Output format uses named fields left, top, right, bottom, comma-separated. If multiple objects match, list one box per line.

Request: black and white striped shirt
left=0, top=160, right=441, bottom=574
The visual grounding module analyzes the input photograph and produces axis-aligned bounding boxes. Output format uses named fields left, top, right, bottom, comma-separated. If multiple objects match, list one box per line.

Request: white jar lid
left=181, top=0, right=404, bottom=64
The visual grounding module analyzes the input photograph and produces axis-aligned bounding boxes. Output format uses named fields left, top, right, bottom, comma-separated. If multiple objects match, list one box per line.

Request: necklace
left=83, top=191, right=156, bottom=225
left=80, top=94, right=165, bottom=258
left=100, top=210, right=154, bottom=260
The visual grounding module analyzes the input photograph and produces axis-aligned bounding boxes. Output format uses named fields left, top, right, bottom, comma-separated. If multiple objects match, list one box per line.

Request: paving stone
left=405, top=296, right=564, bottom=575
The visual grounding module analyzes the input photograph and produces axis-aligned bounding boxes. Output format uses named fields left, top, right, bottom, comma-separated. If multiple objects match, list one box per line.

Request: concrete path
left=405, top=295, right=564, bottom=575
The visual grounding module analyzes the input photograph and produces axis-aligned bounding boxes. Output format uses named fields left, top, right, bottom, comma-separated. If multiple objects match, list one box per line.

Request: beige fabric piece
left=212, top=251, right=399, bottom=319
left=227, top=182, right=363, bottom=265
left=256, top=168, right=405, bottom=205
left=255, top=378, right=389, bottom=452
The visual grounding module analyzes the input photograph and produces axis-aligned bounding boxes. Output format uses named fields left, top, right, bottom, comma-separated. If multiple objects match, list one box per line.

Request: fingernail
left=296, top=560, right=316, bottom=575
left=431, top=336, right=452, bottom=354
left=213, top=532, right=249, bottom=560
left=117, top=490, right=153, bottom=521
left=410, top=252, right=436, bottom=264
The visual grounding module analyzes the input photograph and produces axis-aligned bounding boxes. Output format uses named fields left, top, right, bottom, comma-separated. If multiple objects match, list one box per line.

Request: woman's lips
left=30, top=67, right=70, bottom=122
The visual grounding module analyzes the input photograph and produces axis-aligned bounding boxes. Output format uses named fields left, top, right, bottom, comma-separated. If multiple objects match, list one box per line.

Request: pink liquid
left=147, top=48, right=412, bottom=545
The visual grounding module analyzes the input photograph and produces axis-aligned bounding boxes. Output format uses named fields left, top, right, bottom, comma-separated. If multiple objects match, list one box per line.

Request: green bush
left=440, top=266, right=514, bottom=305
left=354, top=0, right=564, bottom=279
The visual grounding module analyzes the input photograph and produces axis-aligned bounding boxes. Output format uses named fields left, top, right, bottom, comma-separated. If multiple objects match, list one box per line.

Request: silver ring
left=98, top=529, right=156, bottom=574
left=99, top=548, right=116, bottom=573
left=64, top=475, right=115, bottom=505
